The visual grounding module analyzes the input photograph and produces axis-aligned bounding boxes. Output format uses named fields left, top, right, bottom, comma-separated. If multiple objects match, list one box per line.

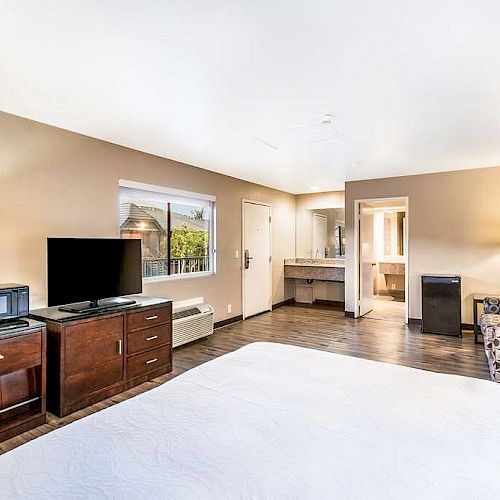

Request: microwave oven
left=0, top=284, right=29, bottom=321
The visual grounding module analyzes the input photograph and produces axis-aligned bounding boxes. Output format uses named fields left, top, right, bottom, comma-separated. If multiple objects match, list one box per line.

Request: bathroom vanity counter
left=284, top=258, right=345, bottom=268
left=378, top=261, right=405, bottom=275
left=284, top=259, right=345, bottom=281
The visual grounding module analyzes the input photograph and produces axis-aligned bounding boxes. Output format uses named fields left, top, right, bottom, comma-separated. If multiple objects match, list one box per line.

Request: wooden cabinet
left=378, top=262, right=405, bottom=275
left=31, top=298, right=172, bottom=417
left=0, top=321, right=46, bottom=443
left=65, top=316, right=124, bottom=376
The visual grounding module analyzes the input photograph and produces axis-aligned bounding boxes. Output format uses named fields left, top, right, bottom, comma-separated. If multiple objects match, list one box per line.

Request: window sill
left=143, top=271, right=215, bottom=283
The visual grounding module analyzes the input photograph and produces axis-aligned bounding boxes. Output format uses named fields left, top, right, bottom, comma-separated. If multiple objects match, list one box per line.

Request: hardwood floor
left=364, top=295, right=405, bottom=322
left=0, top=304, right=489, bottom=454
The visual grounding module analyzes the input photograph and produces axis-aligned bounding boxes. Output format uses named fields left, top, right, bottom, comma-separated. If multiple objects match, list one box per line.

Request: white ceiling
left=1, top=1, right=500, bottom=194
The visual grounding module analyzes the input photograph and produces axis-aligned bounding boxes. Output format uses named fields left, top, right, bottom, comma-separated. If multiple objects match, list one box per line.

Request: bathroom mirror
left=383, top=211, right=405, bottom=256
left=296, top=207, right=345, bottom=259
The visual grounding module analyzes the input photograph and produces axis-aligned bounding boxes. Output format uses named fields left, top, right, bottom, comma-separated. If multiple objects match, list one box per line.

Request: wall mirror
left=296, top=207, right=345, bottom=259
left=383, top=211, right=405, bottom=256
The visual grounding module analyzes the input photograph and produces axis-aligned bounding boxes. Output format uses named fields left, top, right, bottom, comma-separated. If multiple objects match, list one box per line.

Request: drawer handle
left=0, top=354, right=4, bottom=360
left=145, top=358, right=158, bottom=365
left=146, top=315, right=159, bottom=321
left=146, top=335, right=158, bottom=341
left=117, top=339, right=123, bottom=356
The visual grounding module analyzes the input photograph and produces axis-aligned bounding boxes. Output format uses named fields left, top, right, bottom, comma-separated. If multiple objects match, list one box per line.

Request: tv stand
left=30, top=296, right=172, bottom=417
left=58, top=296, right=136, bottom=314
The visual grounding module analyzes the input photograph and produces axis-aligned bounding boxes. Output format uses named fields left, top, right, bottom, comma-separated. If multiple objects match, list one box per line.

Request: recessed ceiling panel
left=0, top=1, right=499, bottom=193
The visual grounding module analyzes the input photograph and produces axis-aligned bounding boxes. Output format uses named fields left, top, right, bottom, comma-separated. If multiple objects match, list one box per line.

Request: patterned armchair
left=481, top=298, right=500, bottom=382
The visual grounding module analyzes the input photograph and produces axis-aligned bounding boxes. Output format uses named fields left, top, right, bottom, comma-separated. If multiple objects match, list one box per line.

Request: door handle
left=244, top=249, right=253, bottom=269
left=0, top=354, right=4, bottom=360
left=146, top=335, right=158, bottom=341
left=116, top=339, right=123, bottom=356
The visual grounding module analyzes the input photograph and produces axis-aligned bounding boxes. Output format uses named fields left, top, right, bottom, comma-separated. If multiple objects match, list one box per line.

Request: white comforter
left=0, top=342, right=498, bottom=499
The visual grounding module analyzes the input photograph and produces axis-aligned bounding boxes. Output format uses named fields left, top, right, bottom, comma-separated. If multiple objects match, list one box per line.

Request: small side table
left=473, top=293, right=500, bottom=344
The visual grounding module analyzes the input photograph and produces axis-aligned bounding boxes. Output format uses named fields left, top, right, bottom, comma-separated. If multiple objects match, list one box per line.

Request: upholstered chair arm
left=483, top=297, right=500, bottom=314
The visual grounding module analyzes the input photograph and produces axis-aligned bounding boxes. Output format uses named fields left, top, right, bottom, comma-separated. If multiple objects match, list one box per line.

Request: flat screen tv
left=47, top=238, right=142, bottom=312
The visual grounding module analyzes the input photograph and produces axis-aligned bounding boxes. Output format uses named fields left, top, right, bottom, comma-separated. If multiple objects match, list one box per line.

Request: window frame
left=118, top=179, right=216, bottom=282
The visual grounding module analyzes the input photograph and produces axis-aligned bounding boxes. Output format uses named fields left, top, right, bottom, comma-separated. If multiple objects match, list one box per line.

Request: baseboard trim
left=272, top=298, right=295, bottom=310
left=314, top=299, right=345, bottom=308
left=408, top=318, right=474, bottom=332
left=377, top=290, right=405, bottom=300
left=345, top=311, right=355, bottom=318
left=215, top=298, right=350, bottom=327
left=244, top=310, right=271, bottom=320
left=214, top=315, right=243, bottom=329
left=216, top=299, right=294, bottom=328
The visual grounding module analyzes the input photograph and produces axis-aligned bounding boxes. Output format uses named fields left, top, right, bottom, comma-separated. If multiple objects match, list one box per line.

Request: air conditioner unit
left=172, top=303, right=214, bottom=348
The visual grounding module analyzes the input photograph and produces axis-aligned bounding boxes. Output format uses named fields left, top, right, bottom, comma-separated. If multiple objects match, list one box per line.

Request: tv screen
left=47, top=238, right=142, bottom=307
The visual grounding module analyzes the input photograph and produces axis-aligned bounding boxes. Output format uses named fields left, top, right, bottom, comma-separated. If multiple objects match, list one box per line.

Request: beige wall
left=295, top=191, right=345, bottom=211
left=0, top=112, right=296, bottom=322
left=345, top=167, right=500, bottom=323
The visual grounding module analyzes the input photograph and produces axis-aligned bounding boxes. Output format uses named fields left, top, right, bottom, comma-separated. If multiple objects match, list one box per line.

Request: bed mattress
left=0, top=342, right=498, bottom=499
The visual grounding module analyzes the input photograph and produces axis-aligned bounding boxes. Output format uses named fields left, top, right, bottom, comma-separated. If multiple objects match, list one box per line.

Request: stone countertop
left=284, top=258, right=346, bottom=268
left=377, top=257, right=405, bottom=264
left=30, top=295, right=172, bottom=323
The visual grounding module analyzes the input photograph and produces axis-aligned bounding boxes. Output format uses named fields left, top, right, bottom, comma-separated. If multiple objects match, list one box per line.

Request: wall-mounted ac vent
left=172, top=303, right=214, bottom=348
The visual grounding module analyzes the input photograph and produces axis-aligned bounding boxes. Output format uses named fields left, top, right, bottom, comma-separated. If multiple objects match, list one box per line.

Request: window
left=119, top=180, right=216, bottom=279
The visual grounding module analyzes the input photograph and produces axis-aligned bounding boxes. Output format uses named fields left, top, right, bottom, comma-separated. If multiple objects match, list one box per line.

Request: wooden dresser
left=0, top=319, right=46, bottom=442
left=30, top=297, right=172, bottom=417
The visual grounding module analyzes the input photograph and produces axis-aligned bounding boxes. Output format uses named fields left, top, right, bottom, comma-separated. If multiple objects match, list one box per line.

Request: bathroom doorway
left=355, top=197, right=408, bottom=323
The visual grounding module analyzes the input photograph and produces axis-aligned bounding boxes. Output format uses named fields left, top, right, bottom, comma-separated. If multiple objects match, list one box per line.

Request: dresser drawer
left=126, top=346, right=171, bottom=379
left=127, top=306, right=171, bottom=332
left=127, top=323, right=171, bottom=355
left=0, top=332, right=42, bottom=376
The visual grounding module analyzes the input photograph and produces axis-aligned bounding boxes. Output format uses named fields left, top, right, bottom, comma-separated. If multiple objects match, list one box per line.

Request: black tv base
left=58, top=296, right=136, bottom=314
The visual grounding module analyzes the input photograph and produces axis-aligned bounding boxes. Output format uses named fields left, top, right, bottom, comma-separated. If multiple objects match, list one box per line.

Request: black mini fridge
left=421, top=275, right=461, bottom=337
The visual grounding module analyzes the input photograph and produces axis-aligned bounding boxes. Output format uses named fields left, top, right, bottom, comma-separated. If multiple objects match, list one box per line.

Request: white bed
left=0, top=342, right=498, bottom=499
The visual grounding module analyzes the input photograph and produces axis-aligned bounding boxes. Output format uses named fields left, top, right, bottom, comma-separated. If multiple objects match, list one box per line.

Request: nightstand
left=0, top=319, right=46, bottom=442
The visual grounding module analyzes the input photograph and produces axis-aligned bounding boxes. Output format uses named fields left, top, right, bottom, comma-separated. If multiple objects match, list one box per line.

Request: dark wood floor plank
left=0, top=305, right=489, bottom=454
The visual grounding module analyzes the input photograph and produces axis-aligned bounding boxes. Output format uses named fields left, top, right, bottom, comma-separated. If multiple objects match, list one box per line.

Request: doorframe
left=353, top=196, right=409, bottom=323
left=241, top=199, right=272, bottom=320
left=312, top=213, right=328, bottom=259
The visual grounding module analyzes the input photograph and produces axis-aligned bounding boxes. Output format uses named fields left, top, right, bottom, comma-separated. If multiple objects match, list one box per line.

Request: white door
left=359, top=206, right=374, bottom=316
left=243, top=201, right=271, bottom=318
left=313, top=214, right=328, bottom=258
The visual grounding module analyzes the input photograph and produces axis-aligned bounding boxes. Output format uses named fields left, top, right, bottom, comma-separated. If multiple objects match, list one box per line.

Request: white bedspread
left=0, top=342, right=498, bottom=499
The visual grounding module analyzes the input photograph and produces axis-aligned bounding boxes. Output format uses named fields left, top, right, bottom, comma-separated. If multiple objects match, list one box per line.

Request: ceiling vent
left=254, top=114, right=341, bottom=150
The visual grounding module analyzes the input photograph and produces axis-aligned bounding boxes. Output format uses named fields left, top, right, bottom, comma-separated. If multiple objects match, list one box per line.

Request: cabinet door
left=64, top=316, right=124, bottom=402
